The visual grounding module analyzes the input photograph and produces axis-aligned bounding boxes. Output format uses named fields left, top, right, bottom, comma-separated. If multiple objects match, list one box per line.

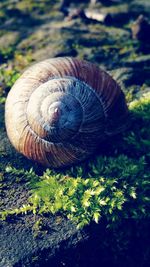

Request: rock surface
left=0, top=215, right=86, bottom=267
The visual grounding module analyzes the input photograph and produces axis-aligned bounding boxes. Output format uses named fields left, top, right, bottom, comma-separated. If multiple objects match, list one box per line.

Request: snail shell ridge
left=5, top=57, right=128, bottom=168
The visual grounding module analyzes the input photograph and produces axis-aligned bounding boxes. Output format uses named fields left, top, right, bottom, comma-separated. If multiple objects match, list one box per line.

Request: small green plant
left=0, top=46, right=15, bottom=61
left=0, top=66, right=20, bottom=92
left=123, top=92, right=150, bottom=159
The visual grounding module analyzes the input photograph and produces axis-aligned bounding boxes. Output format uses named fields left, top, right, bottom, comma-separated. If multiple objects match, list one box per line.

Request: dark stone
left=1, top=218, right=149, bottom=267
left=131, top=15, right=150, bottom=42
left=66, top=8, right=88, bottom=21
left=0, top=215, right=87, bottom=267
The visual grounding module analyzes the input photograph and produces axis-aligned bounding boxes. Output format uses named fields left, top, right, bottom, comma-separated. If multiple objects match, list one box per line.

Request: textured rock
left=0, top=216, right=86, bottom=267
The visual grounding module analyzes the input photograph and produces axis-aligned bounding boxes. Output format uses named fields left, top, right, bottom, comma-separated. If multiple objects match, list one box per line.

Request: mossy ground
left=0, top=0, right=150, bottom=266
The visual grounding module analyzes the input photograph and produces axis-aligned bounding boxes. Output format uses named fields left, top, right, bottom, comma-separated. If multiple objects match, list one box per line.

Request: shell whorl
left=5, top=57, right=128, bottom=168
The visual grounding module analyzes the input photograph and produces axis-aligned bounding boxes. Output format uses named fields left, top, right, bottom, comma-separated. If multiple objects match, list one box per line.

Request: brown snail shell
left=5, top=57, right=129, bottom=168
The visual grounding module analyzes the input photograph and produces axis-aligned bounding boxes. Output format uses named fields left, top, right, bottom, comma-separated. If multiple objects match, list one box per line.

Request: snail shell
left=5, top=57, right=128, bottom=168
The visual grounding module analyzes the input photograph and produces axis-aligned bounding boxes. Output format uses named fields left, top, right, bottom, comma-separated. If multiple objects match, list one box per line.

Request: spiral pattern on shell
left=5, top=57, right=129, bottom=168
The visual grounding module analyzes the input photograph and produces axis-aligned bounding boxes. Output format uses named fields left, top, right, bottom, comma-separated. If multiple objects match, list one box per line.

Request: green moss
left=0, top=66, right=20, bottom=100
left=0, top=46, right=15, bottom=61
left=16, top=0, right=57, bottom=14
left=1, top=68, right=20, bottom=88
left=123, top=93, right=150, bottom=159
